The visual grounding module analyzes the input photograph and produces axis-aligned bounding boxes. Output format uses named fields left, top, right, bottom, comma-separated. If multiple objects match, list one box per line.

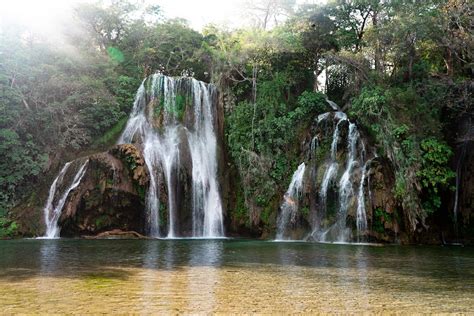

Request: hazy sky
left=0, top=0, right=327, bottom=33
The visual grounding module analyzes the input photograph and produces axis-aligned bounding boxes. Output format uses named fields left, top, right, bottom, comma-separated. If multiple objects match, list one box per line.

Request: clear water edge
left=1, top=239, right=472, bottom=314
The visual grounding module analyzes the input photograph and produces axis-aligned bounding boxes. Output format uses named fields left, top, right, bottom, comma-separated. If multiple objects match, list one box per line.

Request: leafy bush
left=227, top=71, right=327, bottom=225
left=0, top=217, right=18, bottom=238
left=418, top=138, right=455, bottom=213
left=350, top=83, right=454, bottom=228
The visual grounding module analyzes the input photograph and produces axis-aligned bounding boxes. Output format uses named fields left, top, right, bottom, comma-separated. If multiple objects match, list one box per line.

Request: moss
left=314, top=137, right=331, bottom=164
left=136, top=185, right=146, bottom=200
left=374, top=207, right=392, bottom=233
left=125, top=155, right=137, bottom=171
left=84, top=191, right=98, bottom=209
left=94, top=215, right=111, bottom=231
left=159, top=202, right=167, bottom=227
left=260, top=205, right=272, bottom=226
left=153, top=98, right=163, bottom=118
left=106, top=177, right=114, bottom=186
left=300, top=206, right=310, bottom=220
left=92, top=117, right=128, bottom=149
left=233, top=189, right=250, bottom=227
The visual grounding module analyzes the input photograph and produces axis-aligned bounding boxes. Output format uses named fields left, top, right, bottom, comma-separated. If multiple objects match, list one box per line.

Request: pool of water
left=0, top=239, right=473, bottom=313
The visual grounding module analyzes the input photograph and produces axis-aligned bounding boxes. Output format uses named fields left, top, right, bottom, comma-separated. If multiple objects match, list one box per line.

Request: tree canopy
left=0, top=0, right=472, bottom=237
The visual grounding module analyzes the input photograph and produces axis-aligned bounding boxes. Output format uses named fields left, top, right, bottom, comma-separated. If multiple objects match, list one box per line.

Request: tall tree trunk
left=445, top=47, right=454, bottom=77
left=372, top=11, right=382, bottom=75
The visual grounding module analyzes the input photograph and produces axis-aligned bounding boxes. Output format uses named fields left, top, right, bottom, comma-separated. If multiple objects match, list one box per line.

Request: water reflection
left=276, top=244, right=306, bottom=298
left=0, top=239, right=473, bottom=313
left=37, top=240, right=59, bottom=308
left=39, top=240, right=59, bottom=275
left=187, top=241, right=222, bottom=312
left=138, top=240, right=223, bottom=313
left=354, top=247, right=369, bottom=310
left=141, top=241, right=159, bottom=312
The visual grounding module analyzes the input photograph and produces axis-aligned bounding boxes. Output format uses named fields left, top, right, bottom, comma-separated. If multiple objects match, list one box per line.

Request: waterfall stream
left=453, top=143, right=467, bottom=228
left=276, top=163, right=306, bottom=240
left=304, top=109, right=374, bottom=242
left=118, top=74, right=224, bottom=238
left=356, top=160, right=370, bottom=241
left=43, top=159, right=89, bottom=238
left=334, top=122, right=359, bottom=241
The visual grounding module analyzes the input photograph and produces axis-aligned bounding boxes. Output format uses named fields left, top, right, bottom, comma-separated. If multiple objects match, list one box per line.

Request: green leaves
left=0, top=128, right=47, bottom=211
left=418, top=138, right=455, bottom=191
left=107, top=47, right=125, bottom=63
left=0, top=217, right=18, bottom=238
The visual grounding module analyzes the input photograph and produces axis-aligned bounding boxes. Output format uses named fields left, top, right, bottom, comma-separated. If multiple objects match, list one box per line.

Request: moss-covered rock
left=58, top=144, right=151, bottom=237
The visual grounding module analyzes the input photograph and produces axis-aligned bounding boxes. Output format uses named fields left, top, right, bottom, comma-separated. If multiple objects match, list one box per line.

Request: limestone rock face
left=366, top=158, right=401, bottom=242
left=58, top=144, right=153, bottom=237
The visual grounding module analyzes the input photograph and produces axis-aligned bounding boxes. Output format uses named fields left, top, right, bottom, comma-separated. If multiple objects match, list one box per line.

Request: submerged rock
left=84, top=229, right=148, bottom=239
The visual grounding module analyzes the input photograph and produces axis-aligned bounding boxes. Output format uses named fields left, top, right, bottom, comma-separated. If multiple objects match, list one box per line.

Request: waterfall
left=187, top=80, right=224, bottom=237
left=453, top=143, right=466, bottom=228
left=43, top=159, right=89, bottom=238
left=317, top=113, right=346, bottom=237
left=356, top=160, right=369, bottom=241
left=325, top=97, right=340, bottom=111
left=118, top=74, right=224, bottom=238
left=308, top=109, right=374, bottom=243
left=335, top=123, right=359, bottom=241
left=276, top=163, right=306, bottom=240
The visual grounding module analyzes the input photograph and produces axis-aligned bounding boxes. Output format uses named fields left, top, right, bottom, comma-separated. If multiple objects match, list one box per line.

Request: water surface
left=0, top=239, right=473, bottom=313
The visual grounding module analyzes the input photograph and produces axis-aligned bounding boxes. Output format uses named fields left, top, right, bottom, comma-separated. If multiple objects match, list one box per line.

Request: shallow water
left=0, top=239, right=473, bottom=313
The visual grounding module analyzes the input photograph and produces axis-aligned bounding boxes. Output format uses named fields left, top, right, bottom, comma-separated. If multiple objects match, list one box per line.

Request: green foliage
left=107, top=47, right=125, bottom=63
left=297, top=91, right=328, bottom=114
left=94, top=215, right=111, bottom=231
left=233, top=190, right=250, bottom=226
left=0, top=129, right=47, bottom=211
left=227, top=69, right=327, bottom=222
left=93, top=117, right=128, bottom=148
left=351, top=82, right=455, bottom=226
left=0, top=0, right=469, bottom=236
left=419, top=138, right=455, bottom=189
left=373, top=207, right=391, bottom=234
left=0, top=217, right=18, bottom=238
left=418, top=138, right=456, bottom=213
left=125, top=156, right=137, bottom=171
left=260, top=205, right=272, bottom=226
left=300, top=206, right=310, bottom=219
left=0, top=203, right=18, bottom=238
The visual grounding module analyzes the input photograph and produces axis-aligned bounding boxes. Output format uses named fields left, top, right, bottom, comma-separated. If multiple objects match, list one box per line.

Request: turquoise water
left=0, top=239, right=473, bottom=313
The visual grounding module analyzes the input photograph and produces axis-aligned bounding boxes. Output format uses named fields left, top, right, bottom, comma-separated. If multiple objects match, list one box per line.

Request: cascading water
left=356, top=160, right=370, bottom=241
left=187, top=80, right=224, bottom=237
left=43, top=159, right=89, bottom=238
left=118, top=74, right=224, bottom=238
left=453, top=143, right=466, bottom=229
left=307, top=108, right=373, bottom=243
left=315, top=112, right=346, bottom=241
left=276, top=163, right=306, bottom=240
left=334, top=122, right=359, bottom=241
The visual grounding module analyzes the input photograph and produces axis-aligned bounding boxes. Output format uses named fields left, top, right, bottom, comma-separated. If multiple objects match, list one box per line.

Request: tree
left=244, top=0, right=296, bottom=30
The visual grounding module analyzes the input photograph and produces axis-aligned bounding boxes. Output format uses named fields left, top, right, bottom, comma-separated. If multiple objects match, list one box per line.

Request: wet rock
left=84, top=229, right=148, bottom=239
left=58, top=144, right=152, bottom=237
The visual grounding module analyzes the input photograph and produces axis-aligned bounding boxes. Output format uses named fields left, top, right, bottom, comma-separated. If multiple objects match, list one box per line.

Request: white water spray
left=276, top=163, right=306, bottom=240
left=118, top=74, right=224, bottom=238
left=43, top=159, right=88, bottom=238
